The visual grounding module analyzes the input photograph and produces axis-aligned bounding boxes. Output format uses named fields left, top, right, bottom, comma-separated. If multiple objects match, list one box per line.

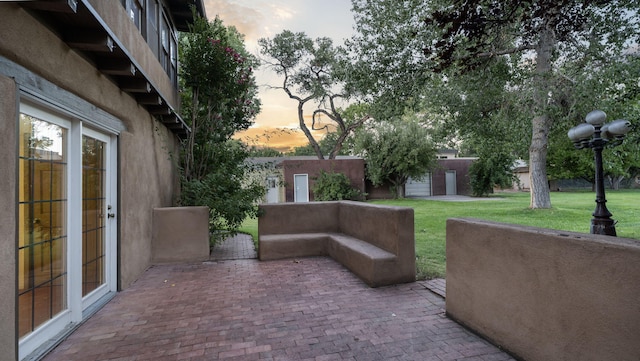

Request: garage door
left=406, top=173, right=432, bottom=197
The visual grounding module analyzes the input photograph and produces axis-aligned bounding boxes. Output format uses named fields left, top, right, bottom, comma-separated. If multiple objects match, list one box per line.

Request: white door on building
left=18, top=103, right=118, bottom=360
left=445, top=170, right=457, bottom=195
left=294, top=174, right=309, bottom=202
left=265, top=176, right=279, bottom=203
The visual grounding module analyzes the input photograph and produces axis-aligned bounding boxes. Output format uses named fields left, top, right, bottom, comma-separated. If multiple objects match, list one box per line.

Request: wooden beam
left=119, top=78, right=151, bottom=93
left=160, top=114, right=179, bottom=125
left=166, top=123, right=185, bottom=130
left=136, top=93, right=163, bottom=105
left=147, top=105, right=172, bottom=115
left=66, top=32, right=114, bottom=52
left=22, top=0, right=78, bottom=13
left=98, top=59, right=136, bottom=76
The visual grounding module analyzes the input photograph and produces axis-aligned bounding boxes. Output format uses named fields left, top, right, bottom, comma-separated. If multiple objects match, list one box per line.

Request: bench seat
left=260, top=232, right=400, bottom=287
left=258, top=201, right=415, bottom=287
left=259, top=233, right=329, bottom=260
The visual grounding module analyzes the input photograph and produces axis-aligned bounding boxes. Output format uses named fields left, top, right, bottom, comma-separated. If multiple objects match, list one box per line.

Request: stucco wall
left=118, top=117, right=178, bottom=288
left=0, top=73, right=18, bottom=361
left=258, top=202, right=341, bottom=235
left=446, top=218, right=640, bottom=361
left=152, top=207, right=209, bottom=264
left=431, top=159, right=473, bottom=196
left=0, top=3, right=180, bottom=289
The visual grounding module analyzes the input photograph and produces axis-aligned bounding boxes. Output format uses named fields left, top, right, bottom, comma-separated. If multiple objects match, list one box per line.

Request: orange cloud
left=235, top=125, right=334, bottom=153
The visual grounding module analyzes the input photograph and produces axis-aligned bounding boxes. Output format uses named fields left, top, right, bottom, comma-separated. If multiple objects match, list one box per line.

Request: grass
left=239, top=190, right=640, bottom=279
left=238, top=216, right=259, bottom=249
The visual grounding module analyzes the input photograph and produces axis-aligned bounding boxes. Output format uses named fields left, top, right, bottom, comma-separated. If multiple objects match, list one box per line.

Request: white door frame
left=80, top=128, right=118, bottom=311
left=18, top=103, right=118, bottom=360
left=293, top=174, right=309, bottom=202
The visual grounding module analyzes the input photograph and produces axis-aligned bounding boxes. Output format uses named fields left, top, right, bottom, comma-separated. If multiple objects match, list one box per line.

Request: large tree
left=350, top=0, right=639, bottom=208
left=259, top=31, right=369, bottom=159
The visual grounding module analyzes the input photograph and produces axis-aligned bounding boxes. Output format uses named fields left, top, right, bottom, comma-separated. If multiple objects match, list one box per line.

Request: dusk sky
left=203, top=0, right=356, bottom=151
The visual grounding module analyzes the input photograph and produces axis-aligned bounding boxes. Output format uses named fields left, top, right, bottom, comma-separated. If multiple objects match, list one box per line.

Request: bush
left=311, top=170, right=365, bottom=201
left=469, top=153, right=516, bottom=197
left=179, top=140, right=264, bottom=240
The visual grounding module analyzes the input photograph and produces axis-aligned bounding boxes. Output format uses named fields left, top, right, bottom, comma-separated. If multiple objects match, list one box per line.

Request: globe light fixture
left=567, top=110, right=631, bottom=236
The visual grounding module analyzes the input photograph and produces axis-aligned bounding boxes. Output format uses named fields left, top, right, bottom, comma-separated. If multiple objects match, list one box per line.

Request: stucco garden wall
left=152, top=207, right=210, bottom=264
left=446, top=218, right=640, bottom=361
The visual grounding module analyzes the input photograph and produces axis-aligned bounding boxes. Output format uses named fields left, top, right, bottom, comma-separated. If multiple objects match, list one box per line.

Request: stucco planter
left=152, top=206, right=210, bottom=264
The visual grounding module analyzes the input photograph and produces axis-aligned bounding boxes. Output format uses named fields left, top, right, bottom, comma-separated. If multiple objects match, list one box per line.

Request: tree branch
left=475, top=44, right=536, bottom=58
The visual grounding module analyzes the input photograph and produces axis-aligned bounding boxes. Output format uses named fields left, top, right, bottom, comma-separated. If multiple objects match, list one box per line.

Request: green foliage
left=180, top=15, right=260, bottom=180
left=178, top=15, right=263, bottom=233
left=311, top=170, right=365, bottom=201
left=547, top=52, right=640, bottom=187
left=354, top=118, right=437, bottom=198
left=469, top=152, right=517, bottom=196
left=180, top=140, right=264, bottom=234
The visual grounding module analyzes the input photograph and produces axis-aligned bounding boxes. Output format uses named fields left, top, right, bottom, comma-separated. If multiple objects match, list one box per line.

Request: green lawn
left=240, top=190, right=640, bottom=279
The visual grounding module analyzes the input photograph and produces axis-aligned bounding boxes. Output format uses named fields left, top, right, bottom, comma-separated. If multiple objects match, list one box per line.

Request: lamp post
left=567, top=110, right=631, bottom=236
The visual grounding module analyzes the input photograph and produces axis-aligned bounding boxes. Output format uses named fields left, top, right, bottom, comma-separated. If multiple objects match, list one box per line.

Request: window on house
left=159, top=13, right=178, bottom=85
left=146, top=0, right=159, bottom=56
left=125, top=0, right=143, bottom=30
left=160, top=14, right=169, bottom=73
left=122, top=0, right=178, bottom=87
left=169, top=34, right=177, bottom=85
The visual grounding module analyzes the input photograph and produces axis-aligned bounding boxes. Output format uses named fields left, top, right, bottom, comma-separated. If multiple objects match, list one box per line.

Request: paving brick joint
left=41, top=235, right=513, bottom=361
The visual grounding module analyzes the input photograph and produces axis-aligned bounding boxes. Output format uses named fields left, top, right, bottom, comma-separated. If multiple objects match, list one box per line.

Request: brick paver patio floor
left=210, top=234, right=258, bottom=261
left=42, top=237, right=513, bottom=361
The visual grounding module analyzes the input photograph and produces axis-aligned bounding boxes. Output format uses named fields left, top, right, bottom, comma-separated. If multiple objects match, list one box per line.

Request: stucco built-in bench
left=258, top=201, right=415, bottom=287
left=446, top=218, right=640, bottom=361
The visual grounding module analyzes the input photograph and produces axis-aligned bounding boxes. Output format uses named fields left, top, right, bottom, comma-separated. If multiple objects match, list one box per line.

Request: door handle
left=107, top=213, right=116, bottom=218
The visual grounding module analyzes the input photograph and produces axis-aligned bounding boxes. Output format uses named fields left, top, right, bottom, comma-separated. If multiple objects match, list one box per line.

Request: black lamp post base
left=590, top=218, right=616, bottom=236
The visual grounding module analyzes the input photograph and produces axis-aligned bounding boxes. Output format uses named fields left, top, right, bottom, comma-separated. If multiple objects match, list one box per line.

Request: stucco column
left=0, top=74, right=18, bottom=360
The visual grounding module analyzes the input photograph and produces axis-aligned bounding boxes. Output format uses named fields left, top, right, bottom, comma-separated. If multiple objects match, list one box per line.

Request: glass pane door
left=17, top=114, right=68, bottom=338
left=82, top=135, right=107, bottom=296
left=18, top=103, right=118, bottom=360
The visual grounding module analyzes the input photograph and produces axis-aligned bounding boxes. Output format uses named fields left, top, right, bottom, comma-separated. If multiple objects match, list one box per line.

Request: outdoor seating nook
left=258, top=201, right=415, bottom=287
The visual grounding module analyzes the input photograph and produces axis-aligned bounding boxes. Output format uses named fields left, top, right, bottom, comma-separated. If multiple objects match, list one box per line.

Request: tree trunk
left=608, top=175, right=624, bottom=190
left=529, top=115, right=551, bottom=208
left=529, top=26, right=554, bottom=209
left=297, top=102, right=324, bottom=159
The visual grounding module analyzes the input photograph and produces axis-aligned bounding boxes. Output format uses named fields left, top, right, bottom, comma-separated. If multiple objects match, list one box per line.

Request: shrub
left=311, top=170, right=365, bottom=201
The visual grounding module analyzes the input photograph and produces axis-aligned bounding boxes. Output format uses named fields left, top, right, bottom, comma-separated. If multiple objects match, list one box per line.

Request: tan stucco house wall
left=0, top=1, right=204, bottom=359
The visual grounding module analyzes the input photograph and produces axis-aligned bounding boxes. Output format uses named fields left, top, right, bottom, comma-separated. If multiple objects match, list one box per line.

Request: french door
left=18, top=103, right=117, bottom=359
